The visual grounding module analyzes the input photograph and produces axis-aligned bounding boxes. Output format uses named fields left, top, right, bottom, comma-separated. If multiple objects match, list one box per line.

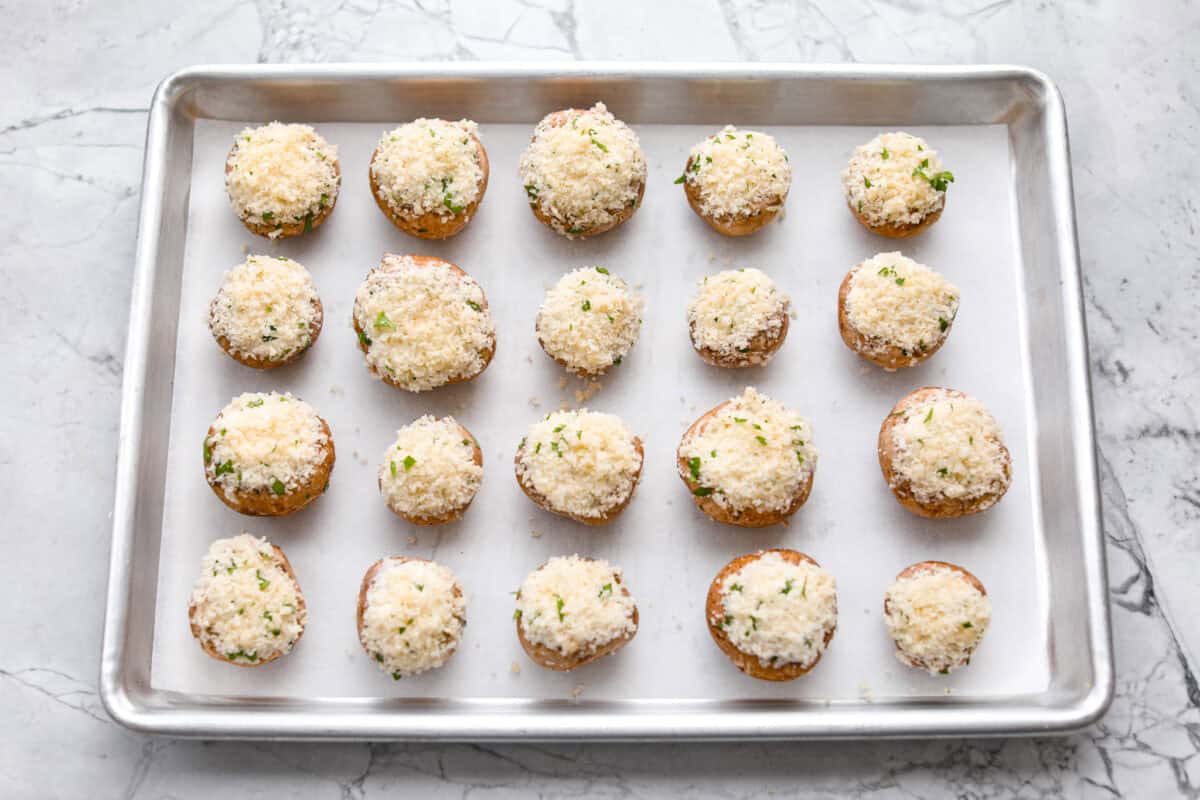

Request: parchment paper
left=151, top=118, right=1045, bottom=704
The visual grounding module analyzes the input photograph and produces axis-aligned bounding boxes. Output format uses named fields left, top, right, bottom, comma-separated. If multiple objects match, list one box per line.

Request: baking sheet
left=150, top=118, right=1045, bottom=704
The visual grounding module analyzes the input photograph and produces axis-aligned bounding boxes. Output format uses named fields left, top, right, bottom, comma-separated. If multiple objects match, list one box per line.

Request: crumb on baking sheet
left=528, top=395, right=541, bottom=407
left=789, top=308, right=798, bottom=320
left=407, top=534, right=418, bottom=546
left=525, top=354, right=533, bottom=364
left=571, top=684, right=584, bottom=700
left=511, top=662, right=521, bottom=674
left=858, top=680, right=873, bottom=702
left=329, top=384, right=345, bottom=396
left=557, top=376, right=568, bottom=390
left=574, top=380, right=603, bottom=404
left=530, top=528, right=542, bottom=539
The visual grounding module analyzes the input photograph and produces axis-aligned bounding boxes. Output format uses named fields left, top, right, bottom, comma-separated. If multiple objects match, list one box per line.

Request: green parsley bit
left=924, top=408, right=934, bottom=424
left=928, top=171, right=954, bottom=191
left=256, top=570, right=270, bottom=591
left=214, top=460, right=235, bottom=477
left=555, top=595, right=565, bottom=622
left=403, top=455, right=416, bottom=471
left=374, top=311, right=394, bottom=330
left=203, top=440, right=212, bottom=465
left=466, top=300, right=481, bottom=312
left=595, top=266, right=609, bottom=274
left=693, top=486, right=714, bottom=497
left=512, top=609, right=522, bottom=621
left=781, top=578, right=794, bottom=595
left=688, top=456, right=701, bottom=481
left=303, top=212, right=313, bottom=233
left=863, top=177, right=872, bottom=188
left=247, top=398, right=264, bottom=408
left=881, top=147, right=889, bottom=160
left=390, top=461, right=397, bottom=477
left=962, top=621, right=974, bottom=629
left=598, top=583, right=613, bottom=598
left=755, top=435, right=767, bottom=446
left=733, top=417, right=747, bottom=424
left=581, top=299, right=592, bottom=311
left=939, top=317, right=949, bottom=332
left=271, top=478, right=286, bottom=496
left=674, top=174, right=686, bottom=184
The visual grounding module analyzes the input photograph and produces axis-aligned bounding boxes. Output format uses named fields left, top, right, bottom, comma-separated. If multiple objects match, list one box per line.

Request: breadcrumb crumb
left=574, top=380, right=603, bottom=404
left=528, top=395, right=541, bottom=408
left=510, top=661, right=521, bottom=674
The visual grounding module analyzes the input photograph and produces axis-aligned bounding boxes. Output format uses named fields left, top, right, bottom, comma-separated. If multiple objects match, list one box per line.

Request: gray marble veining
left=2, top=0, right=1198, bottom=797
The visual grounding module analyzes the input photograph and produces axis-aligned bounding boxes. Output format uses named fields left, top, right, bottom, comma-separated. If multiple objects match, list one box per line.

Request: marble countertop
left=2, top=0, right=1197, bottom=797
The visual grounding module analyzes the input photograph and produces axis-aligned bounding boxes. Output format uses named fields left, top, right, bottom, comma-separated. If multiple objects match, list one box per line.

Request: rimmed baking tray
left=101, top=63, right=1111, bottom=740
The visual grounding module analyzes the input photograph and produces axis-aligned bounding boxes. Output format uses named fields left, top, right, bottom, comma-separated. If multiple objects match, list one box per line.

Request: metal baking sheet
left=101, top=63, right=1112, bottom=740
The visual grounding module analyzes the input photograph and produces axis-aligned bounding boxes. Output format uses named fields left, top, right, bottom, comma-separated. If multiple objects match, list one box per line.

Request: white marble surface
left=1, top=0, right=1197, bottom=797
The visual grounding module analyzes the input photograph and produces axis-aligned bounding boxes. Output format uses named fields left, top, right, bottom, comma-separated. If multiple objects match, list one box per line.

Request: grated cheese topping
left=683, top=125, right=791, bottom=219
left=517, top=409, right=641, bottom=520
left=225, top=122, right=340, bottom=237
left=884, top=564, right=991, bottom=674
left=360, top=558, right=466, bottom=679
left=845, top=252, right=959, bottom=358
left=370, top=118, right=484, bottom=218
left=889, top=389, right=1010, bottom=505
left=518, top=102, right=647, bottom=236
left=190, top=533, right=306, bottom=663
left=713, top=551, right=836, bottom=669
left=688, top=268, right=789, bottom=357
left=353, top=255, right=495, bottom=392
left=204, top=392, right=329, bottom=499
left=679, top=387, right=816, bottom=514
left=378, top=416, right=482, bottom=520
left=537, top=267, right=644, bottom=374
left=209, top=255, right=320, bottom=363
left=841, top=132, right=951, bottom=228
left=516, top=555, right=636, bottom=656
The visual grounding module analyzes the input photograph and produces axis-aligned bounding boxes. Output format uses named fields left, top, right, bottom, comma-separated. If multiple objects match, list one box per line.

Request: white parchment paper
left=151, top=118, right=1046, bottom=704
